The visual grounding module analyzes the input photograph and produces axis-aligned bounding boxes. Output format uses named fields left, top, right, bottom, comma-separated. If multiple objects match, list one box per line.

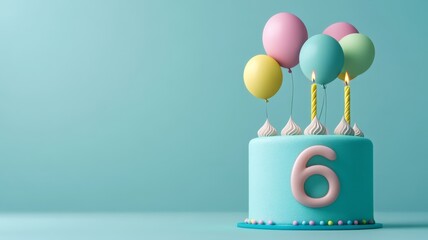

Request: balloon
left=243, top=55, right=283, bottom=100
left=323, top=22, right=359, bottom=41
left=338, top=33, right=375, bottom=80
left=262, top=12, right=308, bottom=69
left=299, top=34, right=344, bottom=85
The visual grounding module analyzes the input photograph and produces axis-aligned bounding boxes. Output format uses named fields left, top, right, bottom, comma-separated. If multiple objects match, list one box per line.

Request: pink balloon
left=262, top=13, right=308, bottom=69
left=323, top=22, right=359, bottom=41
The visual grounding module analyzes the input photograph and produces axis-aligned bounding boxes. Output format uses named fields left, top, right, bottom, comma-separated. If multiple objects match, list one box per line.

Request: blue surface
left=0, top=0, right=426, bottom=212
left=0, top=212, right=422, bottom=240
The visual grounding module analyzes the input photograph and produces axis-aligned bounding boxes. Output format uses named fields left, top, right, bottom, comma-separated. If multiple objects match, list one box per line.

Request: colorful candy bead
left=327, top=220, right=334, bottom=226
left=338, top=220, right=343, bottom=225
left=267, top=220, right=274, bottom=225
left=244, top=218, right=249, bottom=224
left=347, top=220, right=353, bottom=225
left=368, top=219, right=375, bottom=224
left=250, top=219, right=257, bottom=224
left=309, top=220, right=315, bottom=226
left=354, top=220, right=359, bottom=225
left=362, top=219, right=367, bottom=225
left=301, top=220, right=307, bottom=225
left=292, top=220, right=299, bottom=226
left=258, top=220, right=265, bottom=225
left=319, top=220, right=325, bottom=225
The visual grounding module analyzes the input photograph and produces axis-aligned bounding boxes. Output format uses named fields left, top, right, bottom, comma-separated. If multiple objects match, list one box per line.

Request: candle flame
left=344, top=72, right=350, bottom=85
left=311, top=71, right=316, bottom=82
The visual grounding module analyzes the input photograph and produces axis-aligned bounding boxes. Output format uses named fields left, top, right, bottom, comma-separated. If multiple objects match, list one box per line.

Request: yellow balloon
left=243, top=55, right=283, bottom=100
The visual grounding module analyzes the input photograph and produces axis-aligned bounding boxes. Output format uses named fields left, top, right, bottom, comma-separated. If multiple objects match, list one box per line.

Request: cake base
left=237, top=222, right=383, bottom=230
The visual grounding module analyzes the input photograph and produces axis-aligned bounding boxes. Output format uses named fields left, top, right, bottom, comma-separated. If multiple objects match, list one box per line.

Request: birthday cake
left=242, top=135, right=379, bottom=230
left=238, top=13, right=380, bottom=230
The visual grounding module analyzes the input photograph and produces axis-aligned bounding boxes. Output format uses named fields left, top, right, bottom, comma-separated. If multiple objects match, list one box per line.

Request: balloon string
left=265, top=99, right=269, bottom=119
left=318, top=85, right=327, bottom=126
left=289, top=69, right=294, bottom=117
left=319, top=85, right=325, bottom=119
left=324, top=85, right=327, bottom=125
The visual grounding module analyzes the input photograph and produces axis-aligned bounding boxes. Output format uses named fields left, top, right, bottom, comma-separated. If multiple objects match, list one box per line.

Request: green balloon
left=338, top=33, right=375, bottom=80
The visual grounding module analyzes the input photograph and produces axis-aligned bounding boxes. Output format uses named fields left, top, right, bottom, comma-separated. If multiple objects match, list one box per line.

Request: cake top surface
left=250, top=134, right=372, bottom=145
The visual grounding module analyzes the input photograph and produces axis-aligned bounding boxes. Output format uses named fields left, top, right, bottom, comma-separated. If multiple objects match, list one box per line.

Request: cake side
left=248, top=135, right=374, bottom=225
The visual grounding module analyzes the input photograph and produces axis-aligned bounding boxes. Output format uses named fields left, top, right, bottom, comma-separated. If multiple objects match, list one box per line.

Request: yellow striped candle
left=311, top=71, right=317, bottom=120
left=344, top=72, right=351, bottom=124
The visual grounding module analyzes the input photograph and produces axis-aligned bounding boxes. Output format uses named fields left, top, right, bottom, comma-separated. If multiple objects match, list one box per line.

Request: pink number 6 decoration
left=291, top=145, right=339, bottom=208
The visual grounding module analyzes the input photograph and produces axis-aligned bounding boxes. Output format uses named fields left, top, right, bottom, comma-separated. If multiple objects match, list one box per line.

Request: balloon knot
left=265, top=99, right=269, bottom=103
left=288, top=68, right=292, bottom=73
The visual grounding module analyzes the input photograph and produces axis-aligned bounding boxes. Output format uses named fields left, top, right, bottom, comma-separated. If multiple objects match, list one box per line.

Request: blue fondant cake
left=239, top=135, right=381, bottom=230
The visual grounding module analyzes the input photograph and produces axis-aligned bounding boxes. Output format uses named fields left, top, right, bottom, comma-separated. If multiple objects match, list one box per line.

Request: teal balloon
left=299, top=34, right=344, bottom=85
left=338, top=33, right=375, bottom=80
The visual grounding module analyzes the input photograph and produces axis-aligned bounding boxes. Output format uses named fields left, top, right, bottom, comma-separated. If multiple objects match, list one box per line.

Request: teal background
left=0, top=0, right=425, bottom=212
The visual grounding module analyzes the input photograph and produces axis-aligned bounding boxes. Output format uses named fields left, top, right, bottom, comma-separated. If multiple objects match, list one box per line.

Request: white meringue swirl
left=257, top=119, right=277, bottom=137
left=334, top=117, right=355, bottom=136
left=353, top=123, right=364, bottom=137
left=281, top=117, right=302, bottom=136
left=304, top=116, right=327, bottom=135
